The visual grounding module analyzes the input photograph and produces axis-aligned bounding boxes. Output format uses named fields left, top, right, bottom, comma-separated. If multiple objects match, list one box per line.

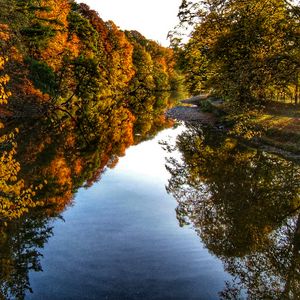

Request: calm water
left=25, top=125, right=229, bottom=300
left=1, top=118, right=300, bottom=299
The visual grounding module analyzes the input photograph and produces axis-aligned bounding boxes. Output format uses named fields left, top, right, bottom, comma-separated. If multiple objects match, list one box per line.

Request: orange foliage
left=106, top=21, right=135, bottom=87
left=47, top=156, right=72, bottom=187
left=65, top=134, right=76, bottom=147
left=21, top=79, right=50, bottom=102
left=9, top=47, right=23, bottom=63
left=45, top=192, right=74, bottom=215
left=109, top=107, right=135, bottom=153
left=73, top=158, right=83, bottom=175
left=37, top=0, right=72, bottom=70
left=0, top=24, right=10, bottom=41
left=65, top=34, right=81, bottom=58
left=23, top=136, right=52, bottom=165
left=78, top=3, right=109, bottom=42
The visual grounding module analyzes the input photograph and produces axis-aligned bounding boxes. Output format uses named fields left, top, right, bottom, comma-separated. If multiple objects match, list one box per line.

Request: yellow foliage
left=0, top=57, right=11, bottom=105
left=38, top=0, right=73, bottom=70
left=0, top=137, right=44, bottom=222
left=45, top=192, right=73, bottom=215
left=0, top=57, right=44, bottom=223
left=223, top=138, right=237, bottom=150
left=0, top=24, right=10, bottom=41
left=74, top=158, right=83, bottom=175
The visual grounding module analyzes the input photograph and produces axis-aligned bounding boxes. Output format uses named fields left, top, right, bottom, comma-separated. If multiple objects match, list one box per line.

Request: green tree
left=175, top=0, right=300, bottom=104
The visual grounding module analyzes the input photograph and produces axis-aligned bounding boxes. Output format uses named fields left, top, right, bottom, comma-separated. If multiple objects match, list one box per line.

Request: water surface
left=1, top=118, right=299, bottom=300
left=24, top=125, right=229, bottom=300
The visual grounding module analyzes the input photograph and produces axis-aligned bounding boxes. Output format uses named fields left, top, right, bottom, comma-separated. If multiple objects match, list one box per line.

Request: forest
left=0, top=0, right=300, bottom=299
left=0, top=0, right=181, bottom=223
left=0, top=2, right=180, bottom=295
left=1, top=0, right=299, bottom=222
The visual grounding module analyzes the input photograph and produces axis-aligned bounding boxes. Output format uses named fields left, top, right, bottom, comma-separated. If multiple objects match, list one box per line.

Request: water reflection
left=0, top=93, right=173, bottom=299
left=0, top=211, right=58, bottom=300
left=165, top=123, right=300, bottom=299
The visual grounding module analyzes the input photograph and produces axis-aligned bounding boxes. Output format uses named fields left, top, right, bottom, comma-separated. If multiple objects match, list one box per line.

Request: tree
left=175, top=0, right=300, bottom=104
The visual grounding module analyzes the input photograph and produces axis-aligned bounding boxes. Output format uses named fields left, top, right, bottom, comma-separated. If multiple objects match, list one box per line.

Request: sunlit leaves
left=175, top=0, right=300, bottom=104
left=0, top=57, right=44, bottom=223
left=0, top=57, right=11, bottom=105
left=0, top=140, right=43, bottom=222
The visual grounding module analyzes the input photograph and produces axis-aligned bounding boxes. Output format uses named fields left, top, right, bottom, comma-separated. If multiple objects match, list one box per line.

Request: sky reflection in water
left=26, top=125, right=228, bottom=300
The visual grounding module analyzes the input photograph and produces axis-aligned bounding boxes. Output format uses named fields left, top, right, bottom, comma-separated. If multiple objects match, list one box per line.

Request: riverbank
left=166, top=94, right=217, bottom=124
left=166, top=106, right=216, bottom=124
left=166, top=97, right=300, bottom=162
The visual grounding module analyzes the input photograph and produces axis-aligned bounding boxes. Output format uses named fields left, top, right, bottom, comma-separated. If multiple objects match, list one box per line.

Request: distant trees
left=126, top=30, right=178, bottom=95
left=0, top=0, right=178, bottom=223
left=173, top=0, right=300, bottom=105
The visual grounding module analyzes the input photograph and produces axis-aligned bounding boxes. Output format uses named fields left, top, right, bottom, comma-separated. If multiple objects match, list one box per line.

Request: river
left=1, top=114, right=299, bottom=299
left=21, top=125, right=230, bottom=300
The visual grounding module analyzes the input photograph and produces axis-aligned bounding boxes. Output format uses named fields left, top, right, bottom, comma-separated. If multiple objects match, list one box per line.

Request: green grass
left=253, top=102, right=300, bottom=154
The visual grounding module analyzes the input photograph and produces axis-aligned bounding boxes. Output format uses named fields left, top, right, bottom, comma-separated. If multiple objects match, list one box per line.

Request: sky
left=80, top=0, right=182, bottom=46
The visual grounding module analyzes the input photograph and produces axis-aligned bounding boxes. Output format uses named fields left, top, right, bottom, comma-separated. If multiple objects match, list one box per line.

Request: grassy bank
left=252, top=102, right=300, bottom=155
left=190, top=97, right=300, bottom=158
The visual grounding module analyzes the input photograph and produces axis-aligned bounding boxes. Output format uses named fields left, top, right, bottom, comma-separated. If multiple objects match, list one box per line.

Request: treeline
left=172, top=0, right=300, bottom=105
left=0, top=0, right=180, bottom=223
left=0, top=0, right=180, bottom=117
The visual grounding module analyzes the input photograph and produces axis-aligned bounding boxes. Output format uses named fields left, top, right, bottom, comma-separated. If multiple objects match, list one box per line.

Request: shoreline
left=166, top=99, right=300, bottom=162
left=166, top=94, right=217, bottom=124
left=166, top=105, right=216, bottom=124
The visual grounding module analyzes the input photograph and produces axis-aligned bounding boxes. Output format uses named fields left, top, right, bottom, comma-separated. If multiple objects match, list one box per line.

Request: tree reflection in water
left=0, top=93, right=174, bottom=299
left=165, top=123, right=300, bottom=299
left=0, top=211, right=57, bottom=300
